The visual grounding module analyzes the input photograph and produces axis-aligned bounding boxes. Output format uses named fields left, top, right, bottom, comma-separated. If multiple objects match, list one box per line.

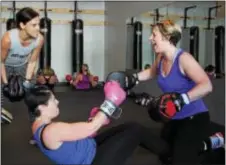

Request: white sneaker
left=210, top=132, right=224, bottom=149
left=1, top=108, right=13, bottom=124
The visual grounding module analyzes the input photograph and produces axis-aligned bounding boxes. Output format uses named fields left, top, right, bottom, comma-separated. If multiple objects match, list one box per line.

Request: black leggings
left=159, top=112, right=211, bottom=165
left=91, top=122, right=169, bottom=165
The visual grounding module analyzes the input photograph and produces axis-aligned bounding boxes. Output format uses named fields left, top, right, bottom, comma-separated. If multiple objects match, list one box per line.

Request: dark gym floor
left=2, top=86, right=224, bottom=165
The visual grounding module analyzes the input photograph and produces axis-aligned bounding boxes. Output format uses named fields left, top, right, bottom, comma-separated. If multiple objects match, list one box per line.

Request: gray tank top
left=4, top=29, right=40, bottom=67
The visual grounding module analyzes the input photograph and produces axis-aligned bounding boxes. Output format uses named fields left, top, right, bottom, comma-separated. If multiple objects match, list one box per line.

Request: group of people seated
left=36, top=63, right=99, bottom=91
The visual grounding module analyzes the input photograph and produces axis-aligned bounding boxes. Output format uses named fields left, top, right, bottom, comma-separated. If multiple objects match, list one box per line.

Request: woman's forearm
left=1, top=63, right=8, bottom=84
left=187, top=81, right=213, bottom=102
left=25, top=61, right=37, bottom=80
left=137, top=69, right=152, bottom=81
left=88, top=111, right=108, bottom=134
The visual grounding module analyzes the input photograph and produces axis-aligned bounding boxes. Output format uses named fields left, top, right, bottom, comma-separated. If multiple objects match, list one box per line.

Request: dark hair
left=79, top=64, right=90, bottom=75
left=24, top=85, right=52, bottom=118
left=16, top=7, right=39, bottom=29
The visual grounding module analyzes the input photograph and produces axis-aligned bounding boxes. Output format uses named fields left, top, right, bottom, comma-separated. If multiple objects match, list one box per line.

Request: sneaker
left=210, top=132, right=224, bottom=150
left=29, top=137, right=37, bottom=145
left=1, top=108, right=13, bottom=124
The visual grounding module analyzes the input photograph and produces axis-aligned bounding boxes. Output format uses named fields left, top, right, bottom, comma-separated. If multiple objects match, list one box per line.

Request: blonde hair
left=152, top=20, right=182, bottom=46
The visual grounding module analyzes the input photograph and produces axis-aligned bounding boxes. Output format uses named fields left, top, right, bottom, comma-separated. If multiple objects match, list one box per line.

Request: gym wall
left=1, top=1, right=105, bottom=82
left=1, top=2, right=224, bottom=82
left=105, top=1, right=225, bottom=76
left=139, top=3, right=225, bottom=68
left=104, top=1, right=172, bottom=77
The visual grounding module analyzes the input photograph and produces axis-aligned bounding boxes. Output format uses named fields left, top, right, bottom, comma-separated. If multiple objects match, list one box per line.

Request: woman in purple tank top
left=121, top=20, right=224, bottom=164
left=71, top=64, right=97, bottom=90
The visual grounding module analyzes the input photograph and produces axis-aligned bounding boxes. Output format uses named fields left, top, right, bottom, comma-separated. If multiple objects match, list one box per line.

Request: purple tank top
left=33, top=124, right=96, bottom=164
left=76, top=74, right=90, bottom=89
left=157, top=49, right=208, bottom=119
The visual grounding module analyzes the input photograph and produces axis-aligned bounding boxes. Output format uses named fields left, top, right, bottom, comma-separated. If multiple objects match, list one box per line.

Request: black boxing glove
left=2, top=83, right=10, bottom=98
left=105, top=71, right=139, bottom=91
left=133, top=92, right=163, bottom=122
left=134, top=92, right=154, bottom=106
left=17, top=75, right=25, bottom=97
left=147, top=97, right=162, bottom=122
left=8, top=75, right=18, bottom=98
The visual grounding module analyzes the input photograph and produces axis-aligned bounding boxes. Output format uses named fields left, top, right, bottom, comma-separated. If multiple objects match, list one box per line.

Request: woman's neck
left=32, top=116, right=52, bottom=133
left=83, top=71, right=88, bottom=75
left=18, top=29, right=31, bottom=42
left=162, top=45, right=178, bottom=61
left=35, top=116, right=52, bottom=125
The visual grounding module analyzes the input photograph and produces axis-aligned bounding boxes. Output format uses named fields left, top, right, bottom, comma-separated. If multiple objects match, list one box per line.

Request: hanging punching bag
left=215, top=26, right=225, bottom=75
left=72, top=19, right=84, bottom=73
left=133, top=21, right=143, bottom=70
left=71, top=1, right=84, bottom=73
left=39, top=1, right=52, bottom=69
left=6, top=1, right=16, bottom=30
left=190, top=26, right=199, bottom=62
left=126, top=17, right=135, bottom=70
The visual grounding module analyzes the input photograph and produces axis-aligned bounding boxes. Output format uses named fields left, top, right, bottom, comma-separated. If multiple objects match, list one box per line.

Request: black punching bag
left=6, top=1, right=16, bottom=30
left=126, top=17, right=135, bottom=70
left=133, top=21, right=143, bottom=70
left=190, top=26, right=199, bottom=61
left=6, top=19, right=16, bottom=30
left=72, top=19, right=84, bottom=73
left=39, top=2, right=52, bottom=69
left=215, top=26, right=225, bottom=74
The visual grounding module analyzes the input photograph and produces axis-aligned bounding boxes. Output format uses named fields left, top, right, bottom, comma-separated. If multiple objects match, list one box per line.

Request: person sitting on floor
left=23, top=83, right=170, bottom=165
left=36, top=67, right=58, bottom=90
left=70, top=64, right=97, bottom=89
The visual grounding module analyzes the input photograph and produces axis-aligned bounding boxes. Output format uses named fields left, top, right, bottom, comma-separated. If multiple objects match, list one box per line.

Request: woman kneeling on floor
left=36, top=67, right=58, bottom=90
left=24, top=82, right=169, bottom=165
left=70, top=64, right=98, bottom=90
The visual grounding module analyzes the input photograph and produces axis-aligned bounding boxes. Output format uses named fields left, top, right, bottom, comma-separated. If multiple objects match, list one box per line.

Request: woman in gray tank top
left=1, top=7, right=44, bottom=144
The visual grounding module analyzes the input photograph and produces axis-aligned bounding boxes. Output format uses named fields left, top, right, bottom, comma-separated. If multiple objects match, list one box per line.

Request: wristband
left=100, top=100, right=116, bottom=117
left=133, top=73, right=139, bottom=84
left=25, top=79, right=31, bottom=82
left=100, top=100, right=122, bottom=119
left=181, top=93, right=190, bottom=104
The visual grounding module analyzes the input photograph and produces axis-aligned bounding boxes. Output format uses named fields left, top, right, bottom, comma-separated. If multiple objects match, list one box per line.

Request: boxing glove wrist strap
left=181, top=93, right=190, bottom=104
left=100, top=100, right=122, bottom=119
left=25, top=79, right=31, bottom=82
left=133, top=73, right=140, bottom=84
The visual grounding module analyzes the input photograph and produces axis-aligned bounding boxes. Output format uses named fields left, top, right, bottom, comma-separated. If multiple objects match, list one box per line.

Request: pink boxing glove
left=88, top=107, right=110, bottom=125
left=99, top=81, right=126, bottom=119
